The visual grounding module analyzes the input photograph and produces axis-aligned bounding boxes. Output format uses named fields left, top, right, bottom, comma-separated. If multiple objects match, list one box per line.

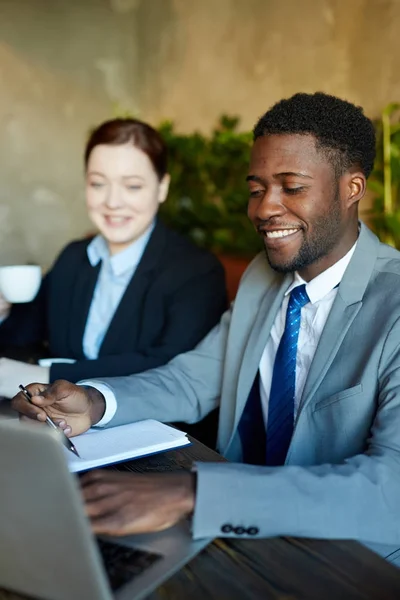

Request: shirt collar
left=285, top=241, right=358, bottom=304
left=87, top=221, right=155, bottom=276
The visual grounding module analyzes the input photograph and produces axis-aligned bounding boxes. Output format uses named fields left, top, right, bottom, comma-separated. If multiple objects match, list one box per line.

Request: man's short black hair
left=253, top=92, right=376, bottom=178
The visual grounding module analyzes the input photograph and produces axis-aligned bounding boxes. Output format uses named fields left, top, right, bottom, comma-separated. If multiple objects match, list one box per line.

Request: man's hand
left=11, top=380, right=106, bottom=436
left=81, top=470, right=196, bottom=536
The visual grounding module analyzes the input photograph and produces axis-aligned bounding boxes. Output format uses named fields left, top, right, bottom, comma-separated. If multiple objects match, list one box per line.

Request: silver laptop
left=0, top=419, right=212, bottom=600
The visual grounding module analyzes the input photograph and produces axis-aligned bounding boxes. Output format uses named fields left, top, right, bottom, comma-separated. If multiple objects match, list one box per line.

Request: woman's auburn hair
left=84, top=118, right=168, bottom=180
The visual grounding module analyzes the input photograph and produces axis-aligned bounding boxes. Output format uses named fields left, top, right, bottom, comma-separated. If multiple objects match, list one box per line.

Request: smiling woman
left=84, top=119, right=170, bottom=255
left=0, top=119, right=227, bottom=399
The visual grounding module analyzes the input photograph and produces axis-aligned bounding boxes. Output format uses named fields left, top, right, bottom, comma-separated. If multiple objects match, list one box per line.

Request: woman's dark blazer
left=0, top=220, right=227, bottom=383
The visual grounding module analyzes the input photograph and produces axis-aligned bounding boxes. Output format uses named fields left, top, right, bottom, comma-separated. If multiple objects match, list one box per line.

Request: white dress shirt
left=83, top=223, right=154, bottom=360
left=259, top=243, right=356, bottom=428
left=87, top=242, right=357, bottom=428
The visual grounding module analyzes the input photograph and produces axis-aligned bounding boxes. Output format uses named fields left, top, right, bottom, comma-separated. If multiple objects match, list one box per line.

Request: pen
left=18, top=384, right=80, bottom=458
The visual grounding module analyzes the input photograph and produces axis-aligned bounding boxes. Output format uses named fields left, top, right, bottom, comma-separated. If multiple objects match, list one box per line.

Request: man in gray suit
left=13, top=92, right=400, bottom=565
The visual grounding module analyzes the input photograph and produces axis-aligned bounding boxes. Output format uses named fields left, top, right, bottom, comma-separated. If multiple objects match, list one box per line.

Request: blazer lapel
left=298, top=222, right=381, bottom=414
left=99, top=220, right=167, bottom=354
left=298, top=297, right=362, bottom=414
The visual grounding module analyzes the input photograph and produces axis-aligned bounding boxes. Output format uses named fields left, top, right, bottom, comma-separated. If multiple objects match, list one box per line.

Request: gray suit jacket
left=94, top=223, right=400, bottom=566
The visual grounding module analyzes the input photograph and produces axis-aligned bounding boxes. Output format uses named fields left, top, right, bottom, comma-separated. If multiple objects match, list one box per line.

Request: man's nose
left=252, top=189, right=285, bottom=221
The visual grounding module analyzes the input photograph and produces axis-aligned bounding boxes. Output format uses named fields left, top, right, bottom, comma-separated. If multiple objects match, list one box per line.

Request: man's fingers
left=12, top=393, right=48, bottom=421
left=89, top=506, right=175, bottom=536
left=90, top=512, right=127, bottom=536
left=80, top=472, right=134, bottom=530
left=29, top=392, right=61, bottom=408
left=80, top=471, right=128, bottom=501
left=41, top=380, right=78, bottom=403
left=80, top=471, right=189, bottom=537
left=82, top=481, right=118, bottom=503
left=11, top=381, right=73, bottom=418
left=81, top=470, right=130, bottom=486
left=20, top=415, right=46, bottom=427
left=87, top=496, right=148, bottom=536
left=14, top=382, right=56, bottom=409
left=52, top=419, right=72, bottom=435
left=80, top=469, right=107, bottom=486
left=84, top=490, right=124, bottom=518
left=24, top=382, right=50, bottom=397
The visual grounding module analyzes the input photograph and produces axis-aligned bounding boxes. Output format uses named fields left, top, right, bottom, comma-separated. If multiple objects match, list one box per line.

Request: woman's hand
left=0, top=358, right=49, bottom=399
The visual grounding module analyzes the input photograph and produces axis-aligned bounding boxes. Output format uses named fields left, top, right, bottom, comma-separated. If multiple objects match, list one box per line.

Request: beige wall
left=0, top=0, right=139, bottom=267
left=138, top=0, right=400, bottom=131
left=1, top=0, right=399, bottom=266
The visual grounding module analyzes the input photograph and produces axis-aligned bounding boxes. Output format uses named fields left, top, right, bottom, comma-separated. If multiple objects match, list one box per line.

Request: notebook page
left=66, top=419, right=190, bottom=473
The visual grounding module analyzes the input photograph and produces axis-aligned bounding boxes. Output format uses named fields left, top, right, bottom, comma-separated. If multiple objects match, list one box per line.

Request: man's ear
left=345, top=171, right=367, bottom=208
left=158, top=174, right=170, bottom=204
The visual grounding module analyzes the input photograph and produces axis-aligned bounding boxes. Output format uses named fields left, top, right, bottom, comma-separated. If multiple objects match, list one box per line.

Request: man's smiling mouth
left=264, top=228, right=300, bottom=239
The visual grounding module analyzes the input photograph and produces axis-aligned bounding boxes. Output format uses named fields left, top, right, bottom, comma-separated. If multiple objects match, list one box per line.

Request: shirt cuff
left=77, top=380, right=117, bottom=426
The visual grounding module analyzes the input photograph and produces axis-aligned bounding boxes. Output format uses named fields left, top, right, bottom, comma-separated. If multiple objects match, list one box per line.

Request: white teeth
left=265, top=229, right=299, bottom=239
left=106, top=217, right=129, bottom=223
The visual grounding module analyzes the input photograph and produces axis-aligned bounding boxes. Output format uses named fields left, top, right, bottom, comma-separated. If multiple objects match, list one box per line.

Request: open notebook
left=66, top=420, right=190, bottom=473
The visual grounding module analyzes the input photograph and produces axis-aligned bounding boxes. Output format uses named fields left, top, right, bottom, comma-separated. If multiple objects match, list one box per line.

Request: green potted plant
left=368, top=103, right=400, bottom=247
left=159, top=116, right=261, bottom=299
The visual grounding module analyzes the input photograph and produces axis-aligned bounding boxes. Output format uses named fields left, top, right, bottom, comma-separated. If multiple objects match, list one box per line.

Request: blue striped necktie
left=265, top=284, right=310, bottom=466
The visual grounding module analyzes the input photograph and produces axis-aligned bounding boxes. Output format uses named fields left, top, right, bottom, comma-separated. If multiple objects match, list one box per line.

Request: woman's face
left=86, top=143, right=169, bottom=254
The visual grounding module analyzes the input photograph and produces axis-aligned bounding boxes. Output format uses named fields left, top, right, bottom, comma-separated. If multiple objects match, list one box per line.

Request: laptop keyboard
left=97, top=538, right=162, bottom=592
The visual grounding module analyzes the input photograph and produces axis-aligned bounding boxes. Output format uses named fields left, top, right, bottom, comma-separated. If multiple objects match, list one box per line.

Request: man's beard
left=265, top=194, right=342, bottom=274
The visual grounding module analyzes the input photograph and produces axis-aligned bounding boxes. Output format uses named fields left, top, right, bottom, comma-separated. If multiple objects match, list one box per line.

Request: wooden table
left=1, top=401, right=400, bottom=599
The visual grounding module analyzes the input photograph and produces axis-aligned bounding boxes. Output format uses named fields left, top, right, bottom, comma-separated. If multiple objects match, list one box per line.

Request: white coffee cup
left=0, top=265, right=42, bottom=303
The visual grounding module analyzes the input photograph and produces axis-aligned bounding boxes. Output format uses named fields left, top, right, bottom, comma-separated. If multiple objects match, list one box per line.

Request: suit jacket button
left=247, top=527, right=259, bottom=536
left=221, top=524, right=233, bottom=533
left=233, top=526, right=246, bottom=535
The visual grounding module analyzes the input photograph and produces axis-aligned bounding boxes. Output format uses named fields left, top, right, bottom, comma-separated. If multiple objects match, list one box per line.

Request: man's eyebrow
left=246, top=172, right=313, bottom=182
left=275, top=171, right=313, bottom=179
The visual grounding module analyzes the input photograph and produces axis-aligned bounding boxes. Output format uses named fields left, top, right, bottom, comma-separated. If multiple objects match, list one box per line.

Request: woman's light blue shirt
left=82, top=225, right=154, bottom=360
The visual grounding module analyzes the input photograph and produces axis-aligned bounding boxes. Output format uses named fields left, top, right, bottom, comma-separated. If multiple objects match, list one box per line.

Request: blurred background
left=1, top=0, right=400, bottom=267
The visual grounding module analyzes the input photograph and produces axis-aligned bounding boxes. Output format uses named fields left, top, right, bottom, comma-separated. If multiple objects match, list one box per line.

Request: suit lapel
left=298, top=297, right=362, bottom=413
left=99, top=220, right=167, bottom=355
left=298, top=222, right=381, bottom=414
